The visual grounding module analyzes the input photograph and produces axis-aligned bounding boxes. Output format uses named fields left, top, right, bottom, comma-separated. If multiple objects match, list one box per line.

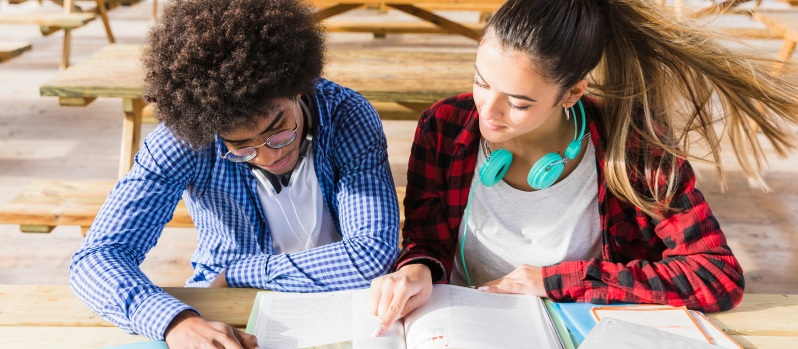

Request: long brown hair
left=486, top=0, right=798, bottom=217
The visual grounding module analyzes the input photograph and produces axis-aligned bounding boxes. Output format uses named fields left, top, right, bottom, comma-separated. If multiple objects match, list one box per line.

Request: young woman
left=369, top=0, right=798, bottom=336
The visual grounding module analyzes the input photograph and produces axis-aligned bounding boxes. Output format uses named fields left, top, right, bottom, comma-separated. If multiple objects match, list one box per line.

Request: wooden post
left=385, top=4, right=481, bottom=41
left=119, top=98, right=144, bottom=179
left=317, top=3, right=363, bottom=20
left=95, top=0, right=116, bottom=43
left=153, top=0, right=157, bottom=22
left=60, top=28, right=71, bottom=70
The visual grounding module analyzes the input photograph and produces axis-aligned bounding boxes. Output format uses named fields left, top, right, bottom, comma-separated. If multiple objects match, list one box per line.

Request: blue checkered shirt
left=70, top=79, right=400, bottom=340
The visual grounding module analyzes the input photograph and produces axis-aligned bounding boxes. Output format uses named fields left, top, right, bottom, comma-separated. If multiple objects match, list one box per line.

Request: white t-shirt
left=253, top=146, right=341, bottom=254
left=450, top=139, right=603, bottom=286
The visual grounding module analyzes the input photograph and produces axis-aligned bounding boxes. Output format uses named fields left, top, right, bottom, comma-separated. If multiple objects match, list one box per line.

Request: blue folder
left=102, top=341, right=168, bottom=349
left=549, top=303, right=635, bottom=344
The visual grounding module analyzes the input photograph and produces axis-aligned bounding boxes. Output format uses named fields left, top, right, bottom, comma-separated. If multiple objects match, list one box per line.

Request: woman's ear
left=561, top=80, right=588, bottom=108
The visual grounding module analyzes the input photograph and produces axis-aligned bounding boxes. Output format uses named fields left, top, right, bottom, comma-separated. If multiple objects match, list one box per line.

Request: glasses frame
left=218, top=99, right=300, bottom=163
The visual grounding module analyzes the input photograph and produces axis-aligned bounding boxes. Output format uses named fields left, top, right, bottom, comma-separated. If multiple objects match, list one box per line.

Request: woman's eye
left=508, top=100, right=530, bottom=111
left=472, top=78, right=488, bottom=89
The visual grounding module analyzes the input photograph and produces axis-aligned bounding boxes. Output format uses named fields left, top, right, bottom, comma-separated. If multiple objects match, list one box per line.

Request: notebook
left=579, top=318, right=720, bottom=349
left=245, top=284, right=566, bottom=349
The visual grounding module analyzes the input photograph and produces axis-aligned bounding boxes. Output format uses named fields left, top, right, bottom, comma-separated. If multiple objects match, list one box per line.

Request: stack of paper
left=550, top=302, right=742, bottom=349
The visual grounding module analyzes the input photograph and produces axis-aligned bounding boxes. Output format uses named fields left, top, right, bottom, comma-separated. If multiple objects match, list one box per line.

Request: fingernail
left=372, top=325, right=384, bottom=337
left=477, top=286, right=489, bottom=291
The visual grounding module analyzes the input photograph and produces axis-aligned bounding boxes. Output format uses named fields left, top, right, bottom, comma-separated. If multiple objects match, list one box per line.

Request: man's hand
left=164, top=310, right=257, bottom=349
left=477, top=264, right=547, bottom=297
left=209, top=269, right=229, bottom=288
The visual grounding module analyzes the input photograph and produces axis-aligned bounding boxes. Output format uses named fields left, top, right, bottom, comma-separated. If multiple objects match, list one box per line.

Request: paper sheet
left=592, top=308, right=711, bottom=343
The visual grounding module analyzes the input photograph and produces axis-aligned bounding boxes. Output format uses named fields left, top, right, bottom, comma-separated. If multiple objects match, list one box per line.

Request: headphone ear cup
left=528, top=153, right=565, bottom=190
left=480, top=148, right=513, bottom=187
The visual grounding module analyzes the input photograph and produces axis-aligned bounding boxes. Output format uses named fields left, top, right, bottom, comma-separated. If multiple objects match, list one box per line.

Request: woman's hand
left=368, top=263, right=434, bottom=337
left=478, top=264, right=547, bottom=297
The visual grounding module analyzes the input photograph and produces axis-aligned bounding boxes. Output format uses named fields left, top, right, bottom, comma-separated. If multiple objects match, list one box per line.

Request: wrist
left=164, top=309, right=200, bottom=340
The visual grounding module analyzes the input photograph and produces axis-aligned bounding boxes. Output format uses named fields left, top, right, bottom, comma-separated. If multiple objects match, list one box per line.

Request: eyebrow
left=220, top=109, right=286, bottom=144
left=474, top=64, right=538, bottom=103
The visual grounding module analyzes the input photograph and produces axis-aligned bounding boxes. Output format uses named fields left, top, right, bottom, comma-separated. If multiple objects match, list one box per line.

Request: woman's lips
left=483, top=119, right=505, bottom=131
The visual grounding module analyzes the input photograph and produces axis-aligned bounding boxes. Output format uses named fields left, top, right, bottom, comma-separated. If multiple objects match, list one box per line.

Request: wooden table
left=40, top=44, right=474, bottom=178
left=313, top=0, right=504, bottom=40
left=1, top=286, right=796, bottom=348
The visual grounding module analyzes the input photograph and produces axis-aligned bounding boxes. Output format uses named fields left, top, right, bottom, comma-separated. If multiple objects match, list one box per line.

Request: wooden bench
left=0, top=13, right=96, bottom=69
left=325, top=21, right=484, bottom=36
left=0, top=41, right=32, bottom=63
left=0, top=180, right=406, bottom=236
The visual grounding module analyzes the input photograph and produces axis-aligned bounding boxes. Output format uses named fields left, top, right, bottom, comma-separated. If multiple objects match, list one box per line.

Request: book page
left=402, top=285, right=560, bottom=349
left=593, top=308, right=711, bottom=344
left=254, top=289, right=406, bottom=349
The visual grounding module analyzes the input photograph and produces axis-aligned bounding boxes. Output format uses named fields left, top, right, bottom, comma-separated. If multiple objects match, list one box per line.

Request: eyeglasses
left=218, top=100, right=299, bottom=163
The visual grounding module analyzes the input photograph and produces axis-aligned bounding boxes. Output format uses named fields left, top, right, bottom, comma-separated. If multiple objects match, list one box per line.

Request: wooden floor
left=0, top=0, right=796, bottom=294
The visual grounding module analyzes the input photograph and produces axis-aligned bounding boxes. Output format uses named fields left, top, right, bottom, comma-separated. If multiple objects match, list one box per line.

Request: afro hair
left=143, top=0, right=326, bottom=149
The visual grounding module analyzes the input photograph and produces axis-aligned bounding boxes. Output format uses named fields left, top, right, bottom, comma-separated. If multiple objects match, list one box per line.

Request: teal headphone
left=460, top=99, right=589, bottom=286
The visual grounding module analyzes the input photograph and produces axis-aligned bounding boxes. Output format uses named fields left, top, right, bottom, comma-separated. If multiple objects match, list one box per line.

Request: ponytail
left=486, top=0, right=798, bottom=218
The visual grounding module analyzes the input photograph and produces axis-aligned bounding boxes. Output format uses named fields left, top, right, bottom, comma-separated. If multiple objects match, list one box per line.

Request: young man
left=69, top=0, right=399, bottom=347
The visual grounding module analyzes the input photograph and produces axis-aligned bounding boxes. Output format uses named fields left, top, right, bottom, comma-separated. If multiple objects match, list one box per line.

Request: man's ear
left=561, top=80, right=588, bottom=108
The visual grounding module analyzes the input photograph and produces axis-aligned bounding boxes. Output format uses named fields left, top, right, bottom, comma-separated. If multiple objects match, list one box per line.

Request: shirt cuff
left=542, top=260, right=590, bottom=302
left=396, top=254, right=447, bottom=284
left=226, top=254, right=270, bottom=289
left=130, top=291, right=199, bottom=341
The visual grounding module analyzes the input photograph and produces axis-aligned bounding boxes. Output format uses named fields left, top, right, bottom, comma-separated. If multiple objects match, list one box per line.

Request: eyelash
left=472, top=78, right=530, bottom=111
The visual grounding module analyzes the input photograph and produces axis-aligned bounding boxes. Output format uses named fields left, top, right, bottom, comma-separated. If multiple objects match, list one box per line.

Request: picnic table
left=313, top=0, right=504, bottom=40
left=39, top=44, right=474, bottom=178
left=0, top=285, right=796, bottom=348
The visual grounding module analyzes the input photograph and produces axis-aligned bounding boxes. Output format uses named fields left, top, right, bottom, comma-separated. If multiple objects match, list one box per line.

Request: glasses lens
left=226, top=147, right=257, bottom=162
left=266, top=130, right=297, bottom=149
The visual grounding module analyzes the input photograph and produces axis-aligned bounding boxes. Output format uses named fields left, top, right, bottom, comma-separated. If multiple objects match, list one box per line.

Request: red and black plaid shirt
left=395, top=94, right=744, bottom=312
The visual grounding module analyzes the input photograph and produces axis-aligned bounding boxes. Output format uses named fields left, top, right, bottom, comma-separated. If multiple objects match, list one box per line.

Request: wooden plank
left=0, top=13, right=96, bottom=28
left=0, top=286, right=796, bottom=348
left=0, top=285, right=261, bottom=328
left=325, top=49, right=475, bottom=103
left=0, top=41, right=32, bottom=63
left=119, top=98, right=143, bottom=178
left=309, top=0, right=506, bottom=6
left=40, top=44, right=145, bottom=99
left=707, top=294, right=798, bottom=336
left=0, top=179, right=403, bottom=232
left=324, top=21, right=484, bottom=34
left=59, top=97, right=96, bottom=106
left=40, top=45, right=475, bottom=104
left=385, top=3, right=481, bottom=40
left=19, top=225, right=55, bottom=233
left=95, top=0, right=116, bottom=44
left=60, top=28, right=72, bottom=70
left=317, top=3, right=363, bottom=20
left=0, top=180, right=193, bottom=228
left=0, top=327, right=150, bottom=349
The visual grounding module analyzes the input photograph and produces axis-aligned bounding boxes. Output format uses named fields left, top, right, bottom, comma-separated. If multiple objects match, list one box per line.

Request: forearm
left=70, top=246, right=197, bottom=340
left=542, top=250, right=744, bottom=311
left=226, top=236, right=397, bottom=291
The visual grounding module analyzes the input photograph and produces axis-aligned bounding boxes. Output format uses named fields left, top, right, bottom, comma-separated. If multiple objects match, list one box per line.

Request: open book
left=247, top=284, right=565, bottom=349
